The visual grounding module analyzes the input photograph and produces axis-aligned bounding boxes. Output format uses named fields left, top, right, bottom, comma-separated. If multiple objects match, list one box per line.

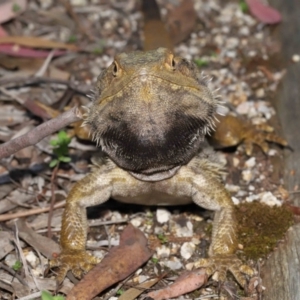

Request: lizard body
left=50, top=0, right=256, bottom=288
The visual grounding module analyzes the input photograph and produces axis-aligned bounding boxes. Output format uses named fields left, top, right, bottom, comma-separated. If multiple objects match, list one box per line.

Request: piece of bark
left=261, top=1, right=300, bottom=299
left=66, top=224, right=153, bottom=300
left=147, top=269, right=207, bottom=300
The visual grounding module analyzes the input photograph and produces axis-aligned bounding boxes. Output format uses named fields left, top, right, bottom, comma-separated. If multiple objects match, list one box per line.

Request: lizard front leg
left=191, top=172, right=253, bottom=286
left=49, top=166, right=113, bottom=283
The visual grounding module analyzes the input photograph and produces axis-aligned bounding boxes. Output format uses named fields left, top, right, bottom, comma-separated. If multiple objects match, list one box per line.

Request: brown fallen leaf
left=11, top=219, right=60, bottom=259
left=147, top=268, right=208, bottom=300
left=118, top=278, right=160, bottom=300
left=0, top=36, right=78, bottom=51
left=23, top=100, right=60, bottom=120
left=66, top=224, right=153, bottom=300
left=166, top=0, right=197, bottom=45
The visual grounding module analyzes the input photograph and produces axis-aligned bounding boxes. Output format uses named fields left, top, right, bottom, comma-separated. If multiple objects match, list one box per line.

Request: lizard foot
left=194, top=255, right=254, bottom=287
left=49, top=249, right=100, bottom=283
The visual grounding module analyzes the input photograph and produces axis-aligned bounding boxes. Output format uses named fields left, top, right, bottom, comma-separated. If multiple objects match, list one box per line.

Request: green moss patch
left=235, top=201, right=294, bottom=260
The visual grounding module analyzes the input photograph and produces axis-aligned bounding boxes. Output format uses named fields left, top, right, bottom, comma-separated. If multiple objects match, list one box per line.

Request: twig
left=0, top=76, right=92, bottom=95
left=35, top=49, right=55, bottom=77
left=47, top=164, right=59, bottom=238
left=0, top=262, right=28, bottom=286
left=13, top=222, right=30, bottom=279
left=0, top=107, right=81, bottom=159
left=0, top=200, right=65, bottom=222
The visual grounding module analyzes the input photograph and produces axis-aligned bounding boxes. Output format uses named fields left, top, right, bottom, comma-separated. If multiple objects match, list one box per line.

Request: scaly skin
left=50, top=150, right=253, bottom=284
left=50, top=48, right=254, bottom=286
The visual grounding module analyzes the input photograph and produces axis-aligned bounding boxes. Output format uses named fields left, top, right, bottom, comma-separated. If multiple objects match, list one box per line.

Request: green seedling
left=195, top=58, right=208, bottom=67
left=12, top=3, right=21, bottom=12
left=41, top=291, right=65, bottom=300
left=157, top=233, right=168, bottom=244
left=68, top=35, right=77, bottom=43
left=239, top=0, right=248, bottom=13
left=12, top=260, right=22, bottom=272
left=49, top=130, right=71, bottom=168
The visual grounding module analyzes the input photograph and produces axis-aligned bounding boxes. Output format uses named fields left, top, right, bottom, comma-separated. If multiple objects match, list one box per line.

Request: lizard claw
left=194, top=255, right=254, bottom=287
left=49, top=249, right=100, bottom=283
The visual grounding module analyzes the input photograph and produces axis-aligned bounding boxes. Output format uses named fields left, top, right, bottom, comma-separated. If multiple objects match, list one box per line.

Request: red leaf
left=0, top=44, right=68, bottom=57
left=246, top=0, right=282, bottom=24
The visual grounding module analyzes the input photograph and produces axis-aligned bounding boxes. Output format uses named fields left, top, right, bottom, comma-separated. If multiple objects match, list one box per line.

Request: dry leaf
left=66, top=224, right=153, bottom=300
left=147, top=268, right=207, bottom=300
left=167, top=0, right=197, bottom=45
left=0, top=36, right=78, bottom=50
left=0, top=45, right=68, bottom=58
left=118, top=278, right=160, bottom=300
left=246, top=0, right=282, bottom=24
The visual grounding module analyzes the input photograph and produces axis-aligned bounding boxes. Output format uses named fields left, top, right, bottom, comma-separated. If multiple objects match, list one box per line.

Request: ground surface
left=0, top=0, right=298, bottom=299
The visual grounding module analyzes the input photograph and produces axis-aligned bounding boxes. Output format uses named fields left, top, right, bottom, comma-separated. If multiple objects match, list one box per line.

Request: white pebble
left=246, top=194, right=260, bottom=202
left=232, top=196, right=240, bottom=205
left=130, top=217, right=142, bottom=227
left=242, top=169, right=253, bottom=182
left=162, top=257, right=183, bottom=270
left=260, top=192, right=282, bottom=206
left=236, top=101, right=252, bottom=115
left=233, top=157, right=240, bottom=167
left=226, top=37, right=239, bottom=49
left=180, top=242, right=196, bottom=260
left=292, top=54, right=300, bottom=62
left=156, top=208, right=171, bottom=224
left=25, top=251, right=38, bottom=268
left=245, top=157, right=256, bottom=168
left=156, top=245, right=171, bottom=258
left=255, top=88, right=265, bottom=98
left=239, top=26, right=250, bottom=36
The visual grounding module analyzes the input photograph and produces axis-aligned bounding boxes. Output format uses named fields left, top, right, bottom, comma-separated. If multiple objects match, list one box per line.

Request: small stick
left=0, top=107, right=81, bottom=159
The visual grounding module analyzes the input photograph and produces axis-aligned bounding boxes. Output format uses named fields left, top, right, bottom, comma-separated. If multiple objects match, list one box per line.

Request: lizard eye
left=171, top=58, right=176, bottom=69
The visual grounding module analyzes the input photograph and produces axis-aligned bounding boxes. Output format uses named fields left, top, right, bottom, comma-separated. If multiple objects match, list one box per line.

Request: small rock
left=232, top=196, right=240, bottom=205
left=268, top=149, right=277, bottom=156
left=248, top=185, right=255, bottom=191
left=239, top=26, right=250, bottom=36
left=255, top=88, right=265, bottom=98
left=130, top=216, right=143, bottom=227
left=185, top=262, right=195, bottom=270
left=236, top=101, right=251, bottom=115
left=246, top=194, right=260, bottom=202
left=25, top=251, right=38, bottom=268
left=156, top=245, right=170, bottom=258
left=226, top=184, right=240, bottom=193
left=226, top=37, right=239, bottom=49
left=156, top=208, right=171, bottom=224
left=242, top=169, right=253, bottom=182
left=233, top=157, right=240, bottom=167
left=292, top=54, right=300, bottom=62
left=245, top=157, right=256, bottom=168
left=180, top=242, right=196, bottom=260
left=4, top=253, right=17, bottom=268
left=162, top=257, right=183, bottom=270
left=260, top=192, right=282, bottom=206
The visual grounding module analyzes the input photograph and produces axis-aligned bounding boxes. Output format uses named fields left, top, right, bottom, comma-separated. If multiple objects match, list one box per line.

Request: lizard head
left=86, top=48, right=218, bottom=180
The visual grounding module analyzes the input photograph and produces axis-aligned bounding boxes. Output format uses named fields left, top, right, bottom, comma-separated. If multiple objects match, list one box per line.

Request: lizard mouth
left=129, top=166, right=181, bottom=182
